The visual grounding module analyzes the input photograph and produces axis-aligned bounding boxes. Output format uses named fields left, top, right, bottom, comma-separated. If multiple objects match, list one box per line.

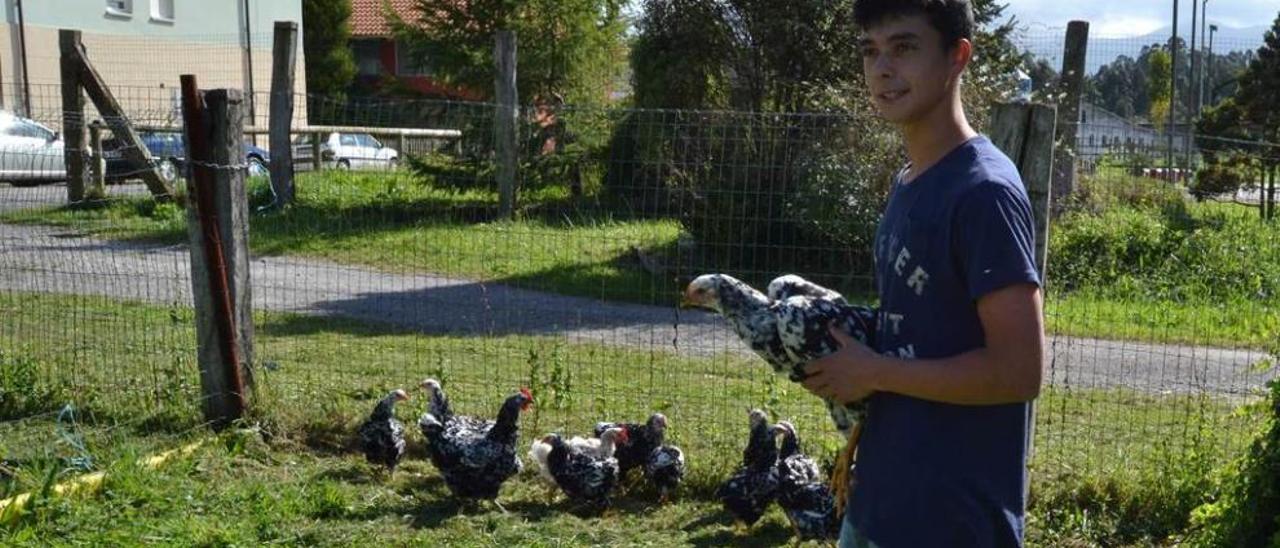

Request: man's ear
left=950, top=38, right=974, bottom=81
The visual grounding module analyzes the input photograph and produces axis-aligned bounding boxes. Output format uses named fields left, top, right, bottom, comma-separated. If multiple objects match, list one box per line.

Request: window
left=6, top=120, right=53, bottom=140
left=150, top=0, right=174, bottom=22
left=357, top=134, right=380, bottom=148
left=340, top=134, right=359, bottom=147
left=105, top=0, right=132, bottom=18
left=394, top=40, right=432, bottom=76
left=352, top=40, right=384, bottom=77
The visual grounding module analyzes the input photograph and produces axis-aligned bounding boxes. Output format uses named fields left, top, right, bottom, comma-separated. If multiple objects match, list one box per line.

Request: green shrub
left=1184, top=380, right=1280, bottom=547
left=1050, top=202, right=1280, bottom=303
left=1067, top=172, right=1186, bottom=214
left=1192, top=159, right=1251, bottom=200
left=0, top=350, right=58, bottom=420
left=602, top=109, right=898, bottom=282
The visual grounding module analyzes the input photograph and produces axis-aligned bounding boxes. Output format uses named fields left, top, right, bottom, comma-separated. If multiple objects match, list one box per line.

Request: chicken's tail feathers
left=529, top=438, right=553, bottom=467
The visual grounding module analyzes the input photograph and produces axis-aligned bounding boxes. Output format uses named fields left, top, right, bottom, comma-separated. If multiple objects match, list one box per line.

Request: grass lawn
left=0, top=292, right=1259, bottom=546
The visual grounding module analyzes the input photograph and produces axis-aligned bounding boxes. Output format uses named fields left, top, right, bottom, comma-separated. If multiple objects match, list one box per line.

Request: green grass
left=0, top=292, right=1261, bottom=546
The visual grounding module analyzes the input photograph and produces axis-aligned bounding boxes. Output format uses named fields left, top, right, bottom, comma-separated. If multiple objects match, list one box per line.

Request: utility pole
left=1190, top=0, right=1198, bottom=115
left=1169, top=0, right=1178, bottom=170
left=1200, top=0, right=1210, bottom=112
left=1207, top=24, right=1217, bottom=106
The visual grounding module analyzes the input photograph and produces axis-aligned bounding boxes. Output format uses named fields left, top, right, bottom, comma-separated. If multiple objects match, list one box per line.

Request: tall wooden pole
left=494, top=31, right=518, bottom=219
left=268, top=21, right=298, bottom=206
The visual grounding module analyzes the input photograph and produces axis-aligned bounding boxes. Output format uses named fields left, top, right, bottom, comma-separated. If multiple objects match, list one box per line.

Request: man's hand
left=800, top=323, right=884, bottom=405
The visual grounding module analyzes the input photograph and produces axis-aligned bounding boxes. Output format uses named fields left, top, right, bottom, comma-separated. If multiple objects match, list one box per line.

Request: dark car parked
left=104, top=131, right=269, bottom=184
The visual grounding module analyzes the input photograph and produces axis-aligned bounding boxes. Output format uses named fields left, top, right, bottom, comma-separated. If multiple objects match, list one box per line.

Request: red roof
left=350, top=0, right=417, bottom=38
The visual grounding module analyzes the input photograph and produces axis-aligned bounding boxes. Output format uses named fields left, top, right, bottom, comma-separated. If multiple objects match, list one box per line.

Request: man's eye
left=894, top=43, right=916, bottom=55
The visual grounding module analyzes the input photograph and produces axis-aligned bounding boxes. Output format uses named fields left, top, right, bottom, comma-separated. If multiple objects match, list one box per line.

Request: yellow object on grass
left=0, top=439, right=206, bottom=525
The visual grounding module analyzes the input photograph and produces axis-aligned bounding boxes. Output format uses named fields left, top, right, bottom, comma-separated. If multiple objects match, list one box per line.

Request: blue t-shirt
left=847, top=135, right=1041, bottom=547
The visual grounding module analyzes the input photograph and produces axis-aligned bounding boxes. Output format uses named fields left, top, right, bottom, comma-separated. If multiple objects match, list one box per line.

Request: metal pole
left=1190, top=0, right=1198, bottom=116
left=1208, top=25, right=1217, bottom=106
left=15, top=0, right=31, bottom=118
left=1169, top=0, right=1178, bottom=170
left=1200, top=0, right=1209, bottom=111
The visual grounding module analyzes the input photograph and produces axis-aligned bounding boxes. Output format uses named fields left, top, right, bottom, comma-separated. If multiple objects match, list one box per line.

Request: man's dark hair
left=853, top=0, right=974, bottom=49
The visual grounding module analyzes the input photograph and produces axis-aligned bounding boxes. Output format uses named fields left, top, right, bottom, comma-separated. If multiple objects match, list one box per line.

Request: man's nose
left=872, top=53, right=894, bottom=78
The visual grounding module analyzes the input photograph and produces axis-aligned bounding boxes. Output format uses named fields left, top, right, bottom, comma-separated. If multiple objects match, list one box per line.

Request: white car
left=0, top=111, right=65, bottom=186
left=292, top=132, right=399, bottom=171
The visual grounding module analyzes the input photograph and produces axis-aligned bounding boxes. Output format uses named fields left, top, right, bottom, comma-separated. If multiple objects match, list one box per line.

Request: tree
left=1234, top=10, right=1280, bottom=219
left=1021, top=52, right=1059, bottom=98
left=391, top=0, right=628, bottom=105
left=629, top=0, right=1019, bottom=113
left=302, top=0, right=357, bottom=99
left=1193, top=12, right=1280, bottom=215
left=1148, top=48, right=1172, bottom=132
left=1237, top=11, right=1280, bottom=143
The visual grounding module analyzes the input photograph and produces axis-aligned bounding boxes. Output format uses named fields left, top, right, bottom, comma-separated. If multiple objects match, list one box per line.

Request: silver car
left=292, top=132, right=399, bottom=171
left=0, top=111, right=65, bottom=186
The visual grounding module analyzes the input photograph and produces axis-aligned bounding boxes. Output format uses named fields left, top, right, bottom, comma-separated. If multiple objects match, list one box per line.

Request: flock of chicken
left=357, top=379, right=682, bottom=512
left=355, top=273, right=871, bottom=542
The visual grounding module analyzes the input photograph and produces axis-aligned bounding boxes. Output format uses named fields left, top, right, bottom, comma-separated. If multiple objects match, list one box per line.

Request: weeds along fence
left=2, top=31, right=1278, bottom=507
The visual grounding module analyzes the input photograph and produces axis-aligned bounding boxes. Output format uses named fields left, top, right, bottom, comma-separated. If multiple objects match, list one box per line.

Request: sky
left=1002, top=0, right=1278, bottom=37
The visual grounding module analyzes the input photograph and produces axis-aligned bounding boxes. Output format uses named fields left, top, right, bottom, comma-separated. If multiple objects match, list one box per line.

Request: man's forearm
left=868, top=348, right=1042, bottom=405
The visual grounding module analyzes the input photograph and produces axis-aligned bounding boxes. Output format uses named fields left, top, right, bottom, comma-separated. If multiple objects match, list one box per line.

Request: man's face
left=859, top=15, right=967, bottom=125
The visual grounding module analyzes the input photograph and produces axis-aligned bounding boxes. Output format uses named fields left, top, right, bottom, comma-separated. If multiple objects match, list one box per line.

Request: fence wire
left=0, top=25, right=1276, bottom=524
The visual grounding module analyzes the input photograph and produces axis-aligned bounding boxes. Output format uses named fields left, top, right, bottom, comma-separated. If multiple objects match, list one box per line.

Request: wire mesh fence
left=0, top=25, right=1276, bottom=530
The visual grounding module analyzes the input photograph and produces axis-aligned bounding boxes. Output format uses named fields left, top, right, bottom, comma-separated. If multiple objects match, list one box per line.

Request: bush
left=1050, top=202, right=1280, bottom=303
left=0, top=350, right=58, bottom=420
left=1066, top=172, right=1186, bottom=215
left=1192, top=160, right=1251, bottom=200
left=1185, top=380, right=1280, bottom=547
left=602, top=109, right=899, bottom=282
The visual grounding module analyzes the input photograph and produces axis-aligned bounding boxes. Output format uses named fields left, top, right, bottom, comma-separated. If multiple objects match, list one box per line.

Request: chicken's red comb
left=520, top=387, right=534, bottom=402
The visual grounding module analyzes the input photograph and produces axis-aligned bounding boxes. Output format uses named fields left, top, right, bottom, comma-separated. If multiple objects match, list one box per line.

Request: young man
left=800, top=1, right=1045, bottom=546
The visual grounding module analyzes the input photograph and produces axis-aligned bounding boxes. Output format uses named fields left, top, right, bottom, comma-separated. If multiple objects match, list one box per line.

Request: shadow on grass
left=684, top=517, right=793, bottom=548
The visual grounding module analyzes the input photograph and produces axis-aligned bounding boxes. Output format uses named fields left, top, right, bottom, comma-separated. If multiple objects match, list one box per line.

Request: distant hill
left=1016, top=24, right=1267, bottom=74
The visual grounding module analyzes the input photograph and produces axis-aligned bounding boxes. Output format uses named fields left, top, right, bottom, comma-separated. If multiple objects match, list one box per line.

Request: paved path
left=0, top=184, right=1273, bottom=397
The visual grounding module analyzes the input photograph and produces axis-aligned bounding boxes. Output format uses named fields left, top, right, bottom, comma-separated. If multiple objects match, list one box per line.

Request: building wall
left=0, top=0, right=307, bottom=129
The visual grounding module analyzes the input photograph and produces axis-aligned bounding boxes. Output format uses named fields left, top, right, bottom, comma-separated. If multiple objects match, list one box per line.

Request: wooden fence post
left=1052, top=21, right=1088, bottom=215
left=66, top=31, right=174, bottom=199
left=989, top=102, right=1056, bottom=276
left=269, top=21, right=298, bottom=206
left=88, top=121, right=106, bottom=194
left=494, top=30, right=518, bottom=219
left=59, top=30, right=89, bottom=203
left=180, top=76, right=253, bottom=428
left=312, top=131, right=322, bottom=171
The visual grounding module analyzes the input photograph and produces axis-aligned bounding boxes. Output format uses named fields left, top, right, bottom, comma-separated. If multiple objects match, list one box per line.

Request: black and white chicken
left=645, top=444, right=686, bottom=504
left=530, top=426, right=629, bottom=498
left=684, top=273, right=876, bottom=514
left=774, top=421, right=839, bottom=542
left=593, top=412, right=668, bottom=479
left=357, top=389, right=410, bottom=475
left=682, top=274, right=876, bottom=439
left=537, top=430, right=628, bottom=510
left=418, top=380, right=534, bottom=508
left=716, top=408, right=781, bottom=528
